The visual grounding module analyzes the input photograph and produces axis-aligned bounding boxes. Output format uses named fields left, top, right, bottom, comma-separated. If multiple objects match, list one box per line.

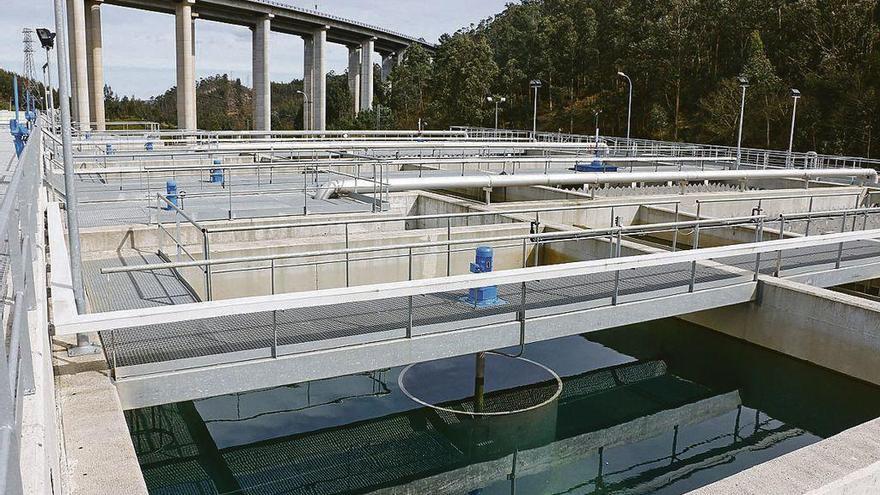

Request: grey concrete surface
left=690, top=417, right=880, bottom=495
left=53, top=335, right=149, bottom=495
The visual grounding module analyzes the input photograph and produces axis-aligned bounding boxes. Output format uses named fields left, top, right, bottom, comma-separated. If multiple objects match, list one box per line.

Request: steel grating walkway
left=84, top=239, right=880, bottom=376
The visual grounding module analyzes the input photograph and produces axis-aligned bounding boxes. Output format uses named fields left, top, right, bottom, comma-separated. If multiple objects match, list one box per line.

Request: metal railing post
left=407, top=247, right=414, bottom=338
left=344, top=223, right=351, bottom=287
left=836, top=211, right=847, bottom=269
left=270, top=259, right=276, bottom=295
left=202, top=229, right=212, bottom=301
left=612, top=226, right=622, bottom=305
left=775, top=215, right=785, bottom=277
left=227, top=168, right=233, bottom=220
left=753, top=217, right=764, bottom=280
left=672, top=203, right=680, bottom=251
left=446, top=217, right=453, bottom=276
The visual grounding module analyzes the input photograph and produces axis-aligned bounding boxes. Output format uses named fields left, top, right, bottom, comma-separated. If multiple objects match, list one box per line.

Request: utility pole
left=53, top=0, right=98, bottom=355
left=736, top=76, right=749, bottom=170
left=787, top=89, right=801, bottom=168
left=530, top=80, right=542, bottom=139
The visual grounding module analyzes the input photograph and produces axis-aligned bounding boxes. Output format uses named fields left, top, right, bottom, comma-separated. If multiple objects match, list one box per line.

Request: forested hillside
left=390, top=0, right=880, bottom=157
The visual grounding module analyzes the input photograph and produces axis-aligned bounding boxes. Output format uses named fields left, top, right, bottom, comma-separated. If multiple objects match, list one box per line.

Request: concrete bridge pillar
left=380, top=53, right=393, bottom=83
left=359, top=37, right=375, bottom=112
left=175, top=0, right=197, bottom=130
left=66, top=0, right=78, bottom=123
left=302, top=35, right=313, bottom=130
left=252, top=15, right=272, bottom=131
left=347, top=46, right=361, bottom=116
left=311, top=26, right=327, bottom=131
left=68, top=0, right=90, bottom=131
left=85, top=0, right=105, bottom=131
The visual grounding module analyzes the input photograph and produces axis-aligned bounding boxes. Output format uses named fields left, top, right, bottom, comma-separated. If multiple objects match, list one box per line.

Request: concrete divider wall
left=683, top=277, right=880, bottom=386
left=183, top=223, right=535, bottom=300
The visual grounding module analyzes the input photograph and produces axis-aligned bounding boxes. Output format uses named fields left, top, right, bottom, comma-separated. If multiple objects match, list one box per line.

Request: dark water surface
left=126, top=318, right=880, bottom=494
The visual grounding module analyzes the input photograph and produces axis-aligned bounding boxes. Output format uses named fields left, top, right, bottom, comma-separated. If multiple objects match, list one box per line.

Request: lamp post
left=594, top=109, right=602, bottom=157
left=617, top=71, right=632, bottom=143
left=36, top=28, right=56, bottom=123
left=296, top=90, right=310, bottom=130
left=530, top=79, right=542, bottom=139
left=736, top=76, right=749, bottom=170
left=787, top=88, right=801, bottom=168
left=486, top=95, right=506, bottom=130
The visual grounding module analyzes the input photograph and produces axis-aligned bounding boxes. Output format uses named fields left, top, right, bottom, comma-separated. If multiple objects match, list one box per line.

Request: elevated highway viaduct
left=65, top=0, right=433, bottom=131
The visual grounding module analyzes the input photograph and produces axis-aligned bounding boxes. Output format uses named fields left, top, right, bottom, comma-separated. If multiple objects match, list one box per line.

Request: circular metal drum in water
left=399, top=353, right=562, bottom=457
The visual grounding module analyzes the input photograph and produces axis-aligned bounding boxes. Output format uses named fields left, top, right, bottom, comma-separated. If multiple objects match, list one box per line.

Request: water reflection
left=127, top=319, right=880, bottom=494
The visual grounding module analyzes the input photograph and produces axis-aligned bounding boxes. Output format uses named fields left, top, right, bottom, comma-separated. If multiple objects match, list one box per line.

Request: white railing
left=0, top=126, right=42, bottom=495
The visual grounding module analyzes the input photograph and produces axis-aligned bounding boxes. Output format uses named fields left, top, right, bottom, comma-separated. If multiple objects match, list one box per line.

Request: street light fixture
left=787, top=88, right=801, bottom=168
left=36, top=28, right=56, bottom=121
left=594, top=109, right=603, bottom=156
left=486, top=95, right=506, bottom=131
left=296, top=90, right=310, bottom=130
left=617, top=71, right=632, bottom=143
left=530, top=79, right=542, bottom=139
left=736, top=76, right=749, bottom=170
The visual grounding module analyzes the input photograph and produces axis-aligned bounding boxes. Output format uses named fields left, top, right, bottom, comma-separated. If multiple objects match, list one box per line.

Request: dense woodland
left=3, top=0, right=879, bottom=156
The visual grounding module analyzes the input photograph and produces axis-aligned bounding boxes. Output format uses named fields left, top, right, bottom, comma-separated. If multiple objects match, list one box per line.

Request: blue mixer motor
left=461, top=246, right=506, bottom=307
left=164, top=180, right=179, bottom=210
left=575, top=159, right=617, bottom=172
left=210, top=159, right=224, bottom=184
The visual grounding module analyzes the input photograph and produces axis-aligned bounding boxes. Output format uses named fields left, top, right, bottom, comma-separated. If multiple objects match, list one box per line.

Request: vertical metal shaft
left=787, top=96, right=799, bottom=168
left=55, top=0, right=94, bottom=353
left=474, top=352, right=486, bottom=414
left=736, top=85, right=747, bottom=169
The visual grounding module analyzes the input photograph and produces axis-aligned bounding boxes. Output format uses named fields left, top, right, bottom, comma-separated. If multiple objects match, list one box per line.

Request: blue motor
left=164, top=180, right=178, bottom=210
left=210, top=159, right=224, bottom=184
left=462, top=246, right=506, bottom=307
left=144, top=141, right=154, bottom=151
left=8, top=75, right=29, bottom=157
left=575, top=159, right=617, bottom=172
left=105, top=143, right=114, bottom=155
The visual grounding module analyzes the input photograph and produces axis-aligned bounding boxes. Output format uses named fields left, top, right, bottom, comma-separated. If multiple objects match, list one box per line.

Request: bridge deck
left=84, top=239, right=880, bottom=381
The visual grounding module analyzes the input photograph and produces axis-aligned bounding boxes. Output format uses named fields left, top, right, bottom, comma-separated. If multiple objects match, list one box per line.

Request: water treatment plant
left=4, top=1, right=880, bottom=495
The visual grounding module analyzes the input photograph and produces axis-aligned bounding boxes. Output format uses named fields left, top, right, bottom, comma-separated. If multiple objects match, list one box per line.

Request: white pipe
left=317, top=168, right=879, bottom=199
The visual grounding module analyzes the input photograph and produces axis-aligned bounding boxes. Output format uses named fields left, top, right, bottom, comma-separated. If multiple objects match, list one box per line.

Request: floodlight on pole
left=487, top=95, right=506, bottom=130
left=787, top=88, right=801, bottom=168
left=36, top=28, right=56, bottom=122
left=296, top=90, right=310, bottom=129
left=617, top=71, right=633, bottom=143
left=530, top=79, right=542, bottom=139
left=736, top=76, right=749, bottom=170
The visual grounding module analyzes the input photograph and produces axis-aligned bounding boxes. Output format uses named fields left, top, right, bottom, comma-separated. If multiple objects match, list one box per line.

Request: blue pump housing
left=210, top=159, right=224, bottom=184
left=164, top=180, right=179, bottom=210
left=575, top=160, right=617, bottom=172
left=461, top=246, right=506, bottom=307
left=144, top=141, right=154, bottom=151
left=8, top=75, right=29, bottom=157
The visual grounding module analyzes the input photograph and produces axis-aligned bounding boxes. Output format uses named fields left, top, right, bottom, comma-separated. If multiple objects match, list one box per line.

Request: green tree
left=430, top=30, right=498, bottom=128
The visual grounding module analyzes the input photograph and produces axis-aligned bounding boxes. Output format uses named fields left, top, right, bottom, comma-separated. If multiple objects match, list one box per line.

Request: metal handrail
left=58, top=226, right=880, bottom=336
left=102, top=208, right=880, bottom=275
left=0, top=125, right=42, bottom=495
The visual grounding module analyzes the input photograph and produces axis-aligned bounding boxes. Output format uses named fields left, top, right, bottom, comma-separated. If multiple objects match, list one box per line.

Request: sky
left=1, top=0, right=509, bottom=98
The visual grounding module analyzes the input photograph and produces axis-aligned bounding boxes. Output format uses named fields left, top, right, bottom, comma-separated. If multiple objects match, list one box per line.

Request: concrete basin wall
left=182, top=222, right=536, bottom=300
